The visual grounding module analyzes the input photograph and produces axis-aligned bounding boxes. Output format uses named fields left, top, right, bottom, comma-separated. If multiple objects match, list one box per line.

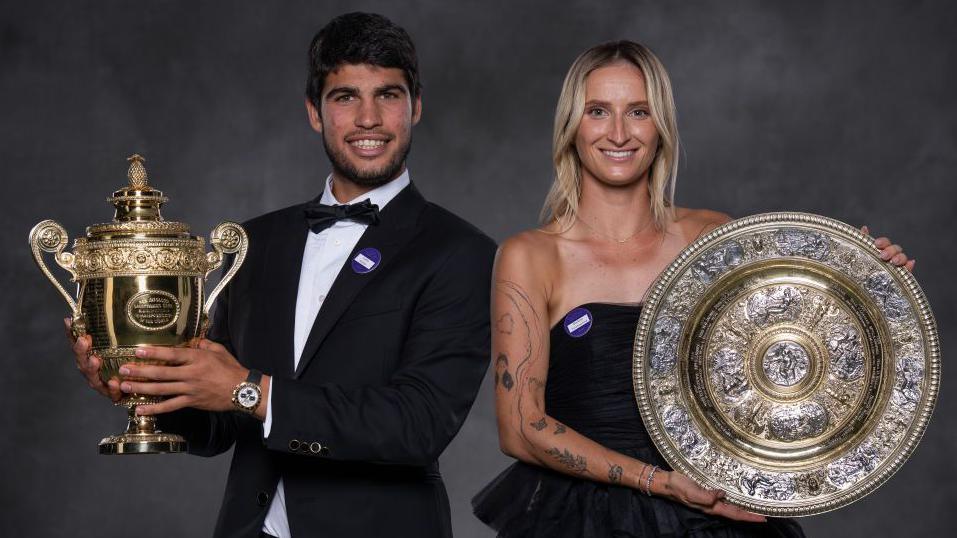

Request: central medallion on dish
left=762, top=340, right=811, bottom=387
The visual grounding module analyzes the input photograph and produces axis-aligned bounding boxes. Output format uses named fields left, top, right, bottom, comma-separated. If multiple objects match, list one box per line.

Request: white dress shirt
left=261, top=170, right=411, bottom=538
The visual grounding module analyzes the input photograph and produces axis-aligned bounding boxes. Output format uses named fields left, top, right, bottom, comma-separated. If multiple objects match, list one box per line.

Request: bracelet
left=645, top=465, right=659, bottom=496
left=637, top=463, right=648, bottom=488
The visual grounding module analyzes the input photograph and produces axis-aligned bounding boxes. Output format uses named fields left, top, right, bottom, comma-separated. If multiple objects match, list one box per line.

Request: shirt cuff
left=262, top=382, right=274, bottom=438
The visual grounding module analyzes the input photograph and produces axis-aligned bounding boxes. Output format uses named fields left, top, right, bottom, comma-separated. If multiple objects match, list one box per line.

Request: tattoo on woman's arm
left=496, top=313, right=514, bottom=334
left=608, top=463, right=623, bottom=484
left=501, top=371, right=514, bottom=391
left=494, top=353, right=514, bottom=391
left=530, top=417, right=547, bottom=431
left=495, top=279, right=546, bottom=448
left=546, top=447, right=587, bottom=474
left=553, top=422, right=566, bottom=435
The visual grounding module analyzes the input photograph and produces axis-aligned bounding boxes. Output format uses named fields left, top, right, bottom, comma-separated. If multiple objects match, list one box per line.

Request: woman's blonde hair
left=541, top=40, right=679, bottom=230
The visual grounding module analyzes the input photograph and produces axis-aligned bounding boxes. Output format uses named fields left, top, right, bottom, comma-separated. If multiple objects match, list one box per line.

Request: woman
left=472, top=41, right=913, bottom=537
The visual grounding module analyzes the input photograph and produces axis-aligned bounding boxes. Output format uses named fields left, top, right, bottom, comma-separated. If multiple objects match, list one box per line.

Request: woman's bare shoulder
left=495, top=228, right=562, bottom=295
left=498, top=228, right=560, bottom=268
left=672, top=207, right=733, bottom=240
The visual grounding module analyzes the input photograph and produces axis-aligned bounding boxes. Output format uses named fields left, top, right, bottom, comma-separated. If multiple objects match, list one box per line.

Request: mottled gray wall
left=2, top=1, right=954, bottom=536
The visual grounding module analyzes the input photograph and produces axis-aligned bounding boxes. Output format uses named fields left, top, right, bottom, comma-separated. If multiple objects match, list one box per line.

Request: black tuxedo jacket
left=162, top=184, right=496, bottom=537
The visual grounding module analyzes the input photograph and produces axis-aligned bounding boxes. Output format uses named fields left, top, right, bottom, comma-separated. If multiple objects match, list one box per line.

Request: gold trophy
left=29, top=154, right=248, bottom=455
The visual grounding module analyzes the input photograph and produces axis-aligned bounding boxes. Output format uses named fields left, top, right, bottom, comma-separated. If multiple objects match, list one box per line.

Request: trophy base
left=98, top=404, right=187, bottom=455
left=98, top=432, right=186, bottom=455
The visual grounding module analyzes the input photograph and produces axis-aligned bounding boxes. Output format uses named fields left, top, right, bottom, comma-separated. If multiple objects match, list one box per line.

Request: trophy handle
left=28, top=220, right=85, bottom=335
left=201, top=221, right=248, bottom=332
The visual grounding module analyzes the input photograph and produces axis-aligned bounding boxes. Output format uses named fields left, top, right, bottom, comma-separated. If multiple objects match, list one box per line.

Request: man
left=70, top=12, right=495, bottom=538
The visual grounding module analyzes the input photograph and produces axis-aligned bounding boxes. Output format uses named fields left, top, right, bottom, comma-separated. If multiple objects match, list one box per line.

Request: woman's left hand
left=659, top=471, right=767, bottom=522
left=861, top=225, right=915, bottom=272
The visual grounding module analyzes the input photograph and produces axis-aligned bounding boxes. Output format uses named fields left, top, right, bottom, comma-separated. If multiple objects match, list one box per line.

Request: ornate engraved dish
left=633, top=213, right=939, bottom=516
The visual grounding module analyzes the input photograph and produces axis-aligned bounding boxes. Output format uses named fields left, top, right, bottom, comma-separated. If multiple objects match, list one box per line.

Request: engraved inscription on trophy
left=126, top=290, right=181, bottom=331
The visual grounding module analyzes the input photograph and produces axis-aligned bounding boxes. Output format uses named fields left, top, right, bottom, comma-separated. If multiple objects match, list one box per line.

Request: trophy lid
left=86, top=154, right=191, bottom=237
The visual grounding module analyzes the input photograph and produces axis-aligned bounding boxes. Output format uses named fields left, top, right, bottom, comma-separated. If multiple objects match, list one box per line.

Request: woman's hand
left=861, top=225, right=915, bottom=272
left=658, top=471, right=767, bottom=523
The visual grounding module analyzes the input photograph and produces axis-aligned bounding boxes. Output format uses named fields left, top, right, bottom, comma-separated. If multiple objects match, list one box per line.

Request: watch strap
left=246, top=369, right=263, bottom=385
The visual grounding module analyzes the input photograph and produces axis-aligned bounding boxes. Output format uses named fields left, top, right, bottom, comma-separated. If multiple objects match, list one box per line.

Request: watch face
left=237, top=384, right=259, bottom=408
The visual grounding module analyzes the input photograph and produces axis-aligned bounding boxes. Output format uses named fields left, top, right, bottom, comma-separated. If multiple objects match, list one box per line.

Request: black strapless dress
left=473, top=303, right=805, bottom=538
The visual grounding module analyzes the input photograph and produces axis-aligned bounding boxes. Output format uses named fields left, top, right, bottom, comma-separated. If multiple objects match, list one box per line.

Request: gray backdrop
left=2, top=1, right=954, bottom=536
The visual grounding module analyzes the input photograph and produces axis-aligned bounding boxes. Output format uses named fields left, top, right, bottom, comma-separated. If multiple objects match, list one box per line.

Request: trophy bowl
left=633, top=213, right=939, bottom=516
left=28, top=154, right=248, bottom=455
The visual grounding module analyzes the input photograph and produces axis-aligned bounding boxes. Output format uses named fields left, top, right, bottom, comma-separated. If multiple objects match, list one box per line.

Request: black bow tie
left=304, top=198, right=381, bottom=234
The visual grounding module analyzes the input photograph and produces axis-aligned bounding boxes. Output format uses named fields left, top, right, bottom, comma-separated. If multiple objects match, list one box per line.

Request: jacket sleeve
left=264, top=233, right=496, bottom=465
left=157, top=258, right=243, bottom=457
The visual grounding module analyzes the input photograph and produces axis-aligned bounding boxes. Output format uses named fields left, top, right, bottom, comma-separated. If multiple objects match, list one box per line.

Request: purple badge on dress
left=351, top=247, right=381, bottom=274
left=563, top=307, right=593, bottom=338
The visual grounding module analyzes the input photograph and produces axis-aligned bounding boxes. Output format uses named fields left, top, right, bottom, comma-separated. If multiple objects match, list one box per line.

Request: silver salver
left=633, top=212, right=940, bottom=516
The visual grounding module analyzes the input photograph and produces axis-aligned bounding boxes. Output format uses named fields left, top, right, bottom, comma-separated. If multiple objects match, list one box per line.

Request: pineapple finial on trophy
left=126, top=153, right=148, bottom=189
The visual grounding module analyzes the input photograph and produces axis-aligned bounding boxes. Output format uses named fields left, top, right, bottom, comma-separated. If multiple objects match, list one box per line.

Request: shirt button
left=334, top=239, right=341, bottom=246
left=257, top=491, right=270, bottom=507
left=318, top=294, right=326, bottom=302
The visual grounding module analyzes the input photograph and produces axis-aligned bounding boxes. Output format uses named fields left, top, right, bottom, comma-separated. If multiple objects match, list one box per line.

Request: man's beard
left=322, top=131, right=412, bottom=188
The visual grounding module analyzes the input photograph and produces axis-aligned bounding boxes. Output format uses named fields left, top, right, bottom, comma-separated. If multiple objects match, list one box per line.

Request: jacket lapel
left=263, top=207, right=310, bottom=377
left=294, top=184, right=426, bottom=379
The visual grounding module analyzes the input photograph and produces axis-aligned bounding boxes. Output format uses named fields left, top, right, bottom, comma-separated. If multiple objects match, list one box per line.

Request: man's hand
left=66, top=318, right=122, bottom=402
left=118, top=339, right=263, bottom=417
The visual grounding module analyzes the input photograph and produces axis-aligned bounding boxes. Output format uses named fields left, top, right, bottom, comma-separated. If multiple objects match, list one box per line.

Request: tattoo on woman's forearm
left=530, top=417, right=547, bottom=431
left=546, top=447, right=587, bottom=473
left=501, top=371, right=514, bottom=390
left=496, top=313, right=514, bottom=334
left=494, top=353, right=514, bottom=391
left=608, top=463, right=623, bottom=484
left=554, top=422, right=566, bottom=435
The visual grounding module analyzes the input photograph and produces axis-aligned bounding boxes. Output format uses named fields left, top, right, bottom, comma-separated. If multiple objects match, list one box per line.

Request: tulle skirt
left=472, top=448, right=805, bottom=538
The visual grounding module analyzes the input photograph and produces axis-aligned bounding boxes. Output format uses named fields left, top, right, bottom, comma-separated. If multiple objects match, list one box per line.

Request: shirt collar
left=319, top=169, right=411, bottom=210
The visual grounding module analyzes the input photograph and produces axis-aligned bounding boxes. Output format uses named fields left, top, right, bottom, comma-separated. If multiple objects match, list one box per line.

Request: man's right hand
left=65, top=317, right=122, bottom=402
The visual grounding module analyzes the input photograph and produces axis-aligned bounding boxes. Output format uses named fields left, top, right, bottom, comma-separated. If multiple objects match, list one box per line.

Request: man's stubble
left=322, top=129, right=413, bottom=189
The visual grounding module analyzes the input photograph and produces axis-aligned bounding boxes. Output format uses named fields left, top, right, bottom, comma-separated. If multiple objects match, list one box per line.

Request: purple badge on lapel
left=351, top=247, right=381, bottom=274
left=563, top=307, right=593, bottom=338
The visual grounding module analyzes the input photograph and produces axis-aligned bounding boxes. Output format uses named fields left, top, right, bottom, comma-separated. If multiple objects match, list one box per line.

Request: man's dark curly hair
left=305, top=12, right=421, bottom=108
